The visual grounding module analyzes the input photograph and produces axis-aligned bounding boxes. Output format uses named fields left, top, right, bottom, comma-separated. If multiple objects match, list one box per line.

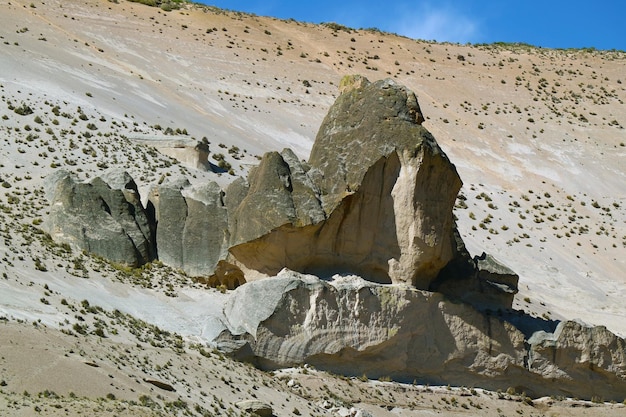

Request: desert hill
left=1, top=0, right=625, bottom=415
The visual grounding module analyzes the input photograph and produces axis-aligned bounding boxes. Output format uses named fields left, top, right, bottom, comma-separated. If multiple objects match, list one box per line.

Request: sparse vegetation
left=0, top=4, right=625, bottom=416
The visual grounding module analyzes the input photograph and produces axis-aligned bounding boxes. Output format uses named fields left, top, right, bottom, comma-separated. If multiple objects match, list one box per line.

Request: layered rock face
left=217, top=270, right=626, bottom=401
left=44, top=170, right=155, bottom=266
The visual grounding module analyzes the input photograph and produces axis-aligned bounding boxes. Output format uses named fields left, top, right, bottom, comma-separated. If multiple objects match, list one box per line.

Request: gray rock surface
left=227, top=150, right=323, bottom=246
left=43, top=170, right=155, bottom=266
left=308, top=76, right=430, bottom=214
left=217, top=270, right=626, bottom=401
left=43, top=77, right=512, bottom=308
left=43, top=77, right=626, bottom=400
left=148, top=177, right=229, bottom=277
left=308, top=76, right=461, bottom=287
left=433, top=249, right=519, bottom=311
left=44, top=76, right=511, bottom=303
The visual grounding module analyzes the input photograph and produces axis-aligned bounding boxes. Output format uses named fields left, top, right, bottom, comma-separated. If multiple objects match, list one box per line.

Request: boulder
left=148, top=177, right=229, bottom=277
left=308, top=76, right=429, bottom=214
left=43, top=170, right=155, bottom=266
left=217, top=270, right=626, bottom=401
left=432, top=249, right=519, bottom=311
left=227, top=150, right=324, bottom=247
left=308, top=77, right=461, bottom=287
left=236, top=400, right=273, bottom=417
left=226, top=77, right=463, bottom=288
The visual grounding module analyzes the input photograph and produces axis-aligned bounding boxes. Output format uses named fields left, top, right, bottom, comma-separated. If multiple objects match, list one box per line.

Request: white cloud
left=392, top=3, right=480, bottom=44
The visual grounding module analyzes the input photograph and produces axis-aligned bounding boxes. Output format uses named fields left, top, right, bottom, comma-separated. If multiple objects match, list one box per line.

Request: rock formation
left=42, top=76, right=626, bottom=400
left=217, top=270, right=626, bottom=401
left=43, top=76, right=515, bottom=305
left=235, top=400, right=273, bottom=417
left=225, top=76, right=466, bottom=291
left=147, top=178, right=229, bottom=277
left=226, top=149, right=325, bottom=247
left=131, top=136, right=211, bottom=171
left=43, top=169, right=155, bottom=266
left=432, top=248, right=519, bottom=311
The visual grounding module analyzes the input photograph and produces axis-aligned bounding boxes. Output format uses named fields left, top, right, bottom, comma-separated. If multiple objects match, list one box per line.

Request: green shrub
left=128, top=0, right=157, bottom=6
left=14, top=103, right=33, bottom=116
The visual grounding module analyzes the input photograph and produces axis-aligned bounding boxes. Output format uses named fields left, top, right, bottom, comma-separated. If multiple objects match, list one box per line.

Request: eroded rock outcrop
left=131, top=137, right=211, bottom=171
left=43, top=169, right=155, bottom=266
left=432, top=249, right=519, bottom=311
left=235, top=400, right=273, bottom=417
left=42, top=76, right=626, bottom=400
left=226, top=149, right=325, bottom=247
left=217, top=270, right=626, bottom=401
left=147, top=178, right=229, bottom=277
left=226, top=77, right=464, bottom=289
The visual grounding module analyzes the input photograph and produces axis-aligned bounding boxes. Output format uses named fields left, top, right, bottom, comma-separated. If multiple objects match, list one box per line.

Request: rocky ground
left=1, top=0, right=625, bottom=415
left=2, top=319, right=626, bottom=416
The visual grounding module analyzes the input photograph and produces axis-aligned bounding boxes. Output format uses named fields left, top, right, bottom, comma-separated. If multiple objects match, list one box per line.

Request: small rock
left=143, top=378, right=175, bottom=392
left=236, top=400, right=273, bottom=417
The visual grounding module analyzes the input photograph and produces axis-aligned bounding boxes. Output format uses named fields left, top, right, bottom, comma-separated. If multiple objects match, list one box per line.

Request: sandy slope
left=2, top=319, right=626, bottom=416
left=1, top=0, right=626, bottom=413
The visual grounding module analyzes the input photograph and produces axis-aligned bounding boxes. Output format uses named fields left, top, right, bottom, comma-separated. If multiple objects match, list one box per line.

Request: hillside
left=1, top=0, right=625, bottom=414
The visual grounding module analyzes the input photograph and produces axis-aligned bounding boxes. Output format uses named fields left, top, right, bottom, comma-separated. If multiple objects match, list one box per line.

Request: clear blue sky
left=200, top=1, right=625, bottom=51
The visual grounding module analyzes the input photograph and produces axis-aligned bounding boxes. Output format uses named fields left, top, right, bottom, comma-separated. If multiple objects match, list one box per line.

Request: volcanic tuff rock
left=226, top=148, right=325, bottom=247
left=432, top=247, right=520, bottom=311
left=40, top=75, right=626, bottom=400
left=43, top=169, right=155, bottom=266
left=147, top=178, right=229, bottom=277
left=217, top=270, right=626, bottom=401
left=235, top=400, right=273, bottom=417
left=226, top=76, right=464, bottom=289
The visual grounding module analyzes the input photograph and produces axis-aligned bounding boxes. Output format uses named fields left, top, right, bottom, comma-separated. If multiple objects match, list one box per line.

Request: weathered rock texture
left=147, top=178, right=229, bottom=277
left=43, top=170, right=155, bottom=266
left=226, top=149, right=325, bottom=247
left=226, top=77, right=464, bottom=289
left=43, top=77, right=626, bottom=400
left=235, top=400, right=273, bottom=417
left=432, top=248, right=519, bottom=311
left=43, top=76, right=514, bottom=306
left=131, top=137, right=211, bottom=171
left=217, top=270, right=626, bottom=401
